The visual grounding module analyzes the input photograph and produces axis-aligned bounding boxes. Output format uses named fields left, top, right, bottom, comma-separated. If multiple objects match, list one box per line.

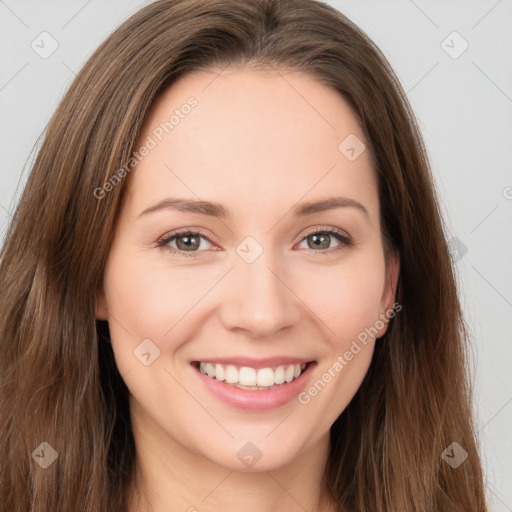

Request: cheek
left=297, top=265, right=383, bottom=422
left=103, top=249, right=227, bottom=375
left=302, top=255, right=386, bottom=344
left=101, top=250, right=196, bottom=370
left=300, top=257, right=385, bottom=422
left=106, top=244, right=208, bottom=324
left=298, top=339, right=375, bottom=432
left=106, top=269, right=163, bottom=334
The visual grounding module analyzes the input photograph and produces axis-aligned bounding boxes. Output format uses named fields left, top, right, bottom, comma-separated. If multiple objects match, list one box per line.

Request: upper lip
left=190, top=356, right=315, bottom=369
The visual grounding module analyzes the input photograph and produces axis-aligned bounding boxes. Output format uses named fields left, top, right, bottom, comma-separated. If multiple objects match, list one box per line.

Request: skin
left=96, top=66, right=400, bottom=512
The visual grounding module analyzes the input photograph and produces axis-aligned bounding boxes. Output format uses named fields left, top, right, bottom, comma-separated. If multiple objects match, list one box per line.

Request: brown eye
left=297, top=228, right=352, bottom=254
left=157, top=230, right=213, bottom=257
left=157, top=227, right=352, bottom=258
left=174, top=233, right=201, bottom=251
left=306, top=233, right=331, bottom=250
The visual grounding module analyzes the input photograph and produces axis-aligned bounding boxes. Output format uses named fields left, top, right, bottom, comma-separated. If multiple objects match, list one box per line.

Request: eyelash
left=156, top=227, right=353, bottom=258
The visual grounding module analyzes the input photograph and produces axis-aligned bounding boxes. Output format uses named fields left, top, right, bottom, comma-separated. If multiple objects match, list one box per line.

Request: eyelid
left=297, top=225, right=351, bottom=243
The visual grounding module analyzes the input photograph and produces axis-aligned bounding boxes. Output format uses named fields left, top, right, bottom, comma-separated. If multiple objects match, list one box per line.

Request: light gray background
left=1, top=0, right=511, bottom=510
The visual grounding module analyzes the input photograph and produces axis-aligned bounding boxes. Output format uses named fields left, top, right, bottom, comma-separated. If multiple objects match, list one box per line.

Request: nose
left=218, top=252, right=302, bottom=339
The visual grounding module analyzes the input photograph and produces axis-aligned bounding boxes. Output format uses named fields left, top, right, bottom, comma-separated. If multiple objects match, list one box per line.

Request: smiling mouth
left=191, top=360, right=315, bottom=391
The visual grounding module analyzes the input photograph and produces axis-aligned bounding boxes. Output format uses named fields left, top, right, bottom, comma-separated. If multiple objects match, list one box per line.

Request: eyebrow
left=137, top=196, right=369, bottom=219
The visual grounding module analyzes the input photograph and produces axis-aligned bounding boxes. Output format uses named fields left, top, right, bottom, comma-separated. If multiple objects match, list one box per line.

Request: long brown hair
left=0, top=1, right=488, bottom=510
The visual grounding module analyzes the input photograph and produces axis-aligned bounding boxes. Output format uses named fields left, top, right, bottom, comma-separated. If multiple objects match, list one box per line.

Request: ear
left=376, top=253, right=400, bottom=337
left=95, top=284, right=109, bottom=321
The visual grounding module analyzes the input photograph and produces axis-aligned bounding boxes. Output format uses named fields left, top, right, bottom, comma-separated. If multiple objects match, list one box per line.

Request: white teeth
left=284, top=365, right=295, bottom=382
left=256, top=368, right=275, bottom=387
left=225, top=365, right=238, bottom=384
left=205, top=363, right=215, bottom=378
left=215, top=364, right=225, bottom=381
left=274, top=366, right=285, bottom=384
left=197, top=361, right=308, bottom=387
left=239, top=367, right=256, bottom=386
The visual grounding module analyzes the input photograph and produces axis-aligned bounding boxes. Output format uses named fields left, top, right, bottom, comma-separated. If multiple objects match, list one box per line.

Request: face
left=96, top=66, right=399, bottom=472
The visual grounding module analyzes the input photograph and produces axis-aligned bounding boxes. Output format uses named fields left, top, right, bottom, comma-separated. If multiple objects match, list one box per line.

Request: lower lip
left=192, top=362, right=317, bottom=412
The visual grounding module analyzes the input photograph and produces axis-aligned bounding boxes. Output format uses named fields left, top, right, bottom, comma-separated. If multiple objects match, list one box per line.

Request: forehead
left=124, top=66, right=378, bottom=221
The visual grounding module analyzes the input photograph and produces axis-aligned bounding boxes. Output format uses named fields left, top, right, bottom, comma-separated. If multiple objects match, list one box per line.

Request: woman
left=0, top=0, right=489, bottom=510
